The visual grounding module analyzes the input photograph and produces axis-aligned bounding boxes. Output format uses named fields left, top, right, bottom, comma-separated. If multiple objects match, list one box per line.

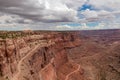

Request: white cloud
left=81, top=9, right=98, bottom=18
left=55, top=25, right=73, bottom=30
left=0, top=0, right=120, bottom=30
left=80, top=9, right=117, bottom=23
left=53, top=22, right=120, bottom=30
left=89, top=0, right=120, bottom=10
left=53, top=24, right=93, bottom=30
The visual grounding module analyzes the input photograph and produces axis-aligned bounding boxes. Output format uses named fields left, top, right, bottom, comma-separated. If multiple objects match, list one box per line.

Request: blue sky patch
left=79, top=3, right=95, bottom=11
left=62, top=22, right=98, bottom=28
left=62, top=23, right=81, bottom=27
left=87, top=22, right=98, bottom=27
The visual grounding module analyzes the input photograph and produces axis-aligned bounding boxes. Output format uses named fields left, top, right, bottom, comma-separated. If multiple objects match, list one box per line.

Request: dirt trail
left=13, top=42, right=54, bottom=80
left=13, top=45, right=40, bottom=80
left=65, top=64, right=80, bottom=80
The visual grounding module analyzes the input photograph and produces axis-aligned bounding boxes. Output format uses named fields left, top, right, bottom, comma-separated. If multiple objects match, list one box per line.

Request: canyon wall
left=0, top=32, right=85, bottom=80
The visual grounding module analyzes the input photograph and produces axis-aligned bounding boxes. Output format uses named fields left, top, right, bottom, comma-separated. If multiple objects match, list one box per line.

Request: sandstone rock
left=0, top=32, right=85, bottom=80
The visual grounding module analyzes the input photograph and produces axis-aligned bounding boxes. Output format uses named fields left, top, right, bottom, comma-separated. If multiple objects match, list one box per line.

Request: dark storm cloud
left=0, top=0, right=44, bottom=22
left=0, top=0, right=80, bottom=23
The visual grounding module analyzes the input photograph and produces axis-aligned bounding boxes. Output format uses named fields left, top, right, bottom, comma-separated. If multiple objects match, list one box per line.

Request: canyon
left=0, top=31, right=86, bottom=80
left=0, top=29, right=120, bottom=80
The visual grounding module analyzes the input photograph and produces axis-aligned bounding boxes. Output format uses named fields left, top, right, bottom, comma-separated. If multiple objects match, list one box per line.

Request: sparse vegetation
left=0, top=32, right=28, bottom=39
left=0, top=30, right=119, bottom=80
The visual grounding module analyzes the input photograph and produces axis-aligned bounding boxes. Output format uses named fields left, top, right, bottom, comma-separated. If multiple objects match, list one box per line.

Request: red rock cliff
left=0, top=32, right=86, bottom=80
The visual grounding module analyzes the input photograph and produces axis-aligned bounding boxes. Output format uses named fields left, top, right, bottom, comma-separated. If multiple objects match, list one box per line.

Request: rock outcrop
left=0, top=32, right=86, bottom=80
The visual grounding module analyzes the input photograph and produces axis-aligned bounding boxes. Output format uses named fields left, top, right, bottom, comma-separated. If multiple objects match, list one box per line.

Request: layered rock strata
left=0, top=32, right=86, bottom=80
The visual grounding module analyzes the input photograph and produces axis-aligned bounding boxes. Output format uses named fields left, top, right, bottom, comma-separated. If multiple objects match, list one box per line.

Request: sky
left=0, top=0, right=120, bottom=30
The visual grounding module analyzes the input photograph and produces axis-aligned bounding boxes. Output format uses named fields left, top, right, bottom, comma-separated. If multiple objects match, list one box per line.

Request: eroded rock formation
left=0, top=32, right=86, bottom=80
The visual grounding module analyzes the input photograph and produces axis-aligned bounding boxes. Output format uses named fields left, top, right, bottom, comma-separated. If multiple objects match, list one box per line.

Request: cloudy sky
left=0, top=0, right=120, bottom=30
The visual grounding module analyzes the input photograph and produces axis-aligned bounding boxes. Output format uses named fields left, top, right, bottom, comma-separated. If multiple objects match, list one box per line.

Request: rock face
left=0, top=38, right=31, bottom=79
left=0, top=32, right=86, bottom=80
left=1, top=30, right=119, bottom=80
left=69, top=29, right=120, bottom=80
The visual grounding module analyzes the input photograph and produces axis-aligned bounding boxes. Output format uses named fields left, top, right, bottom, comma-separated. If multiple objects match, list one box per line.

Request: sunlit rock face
left=0, top=31, right=87, bottom=80
left=1, top=30, right=119, bottom=80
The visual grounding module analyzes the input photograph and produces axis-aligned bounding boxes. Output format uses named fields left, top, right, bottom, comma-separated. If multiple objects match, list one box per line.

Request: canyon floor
left=0, top=29, right=120, bottom=80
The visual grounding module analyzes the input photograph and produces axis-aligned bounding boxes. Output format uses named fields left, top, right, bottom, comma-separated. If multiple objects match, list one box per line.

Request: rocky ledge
left=0, top=31, right=87, bottom=80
